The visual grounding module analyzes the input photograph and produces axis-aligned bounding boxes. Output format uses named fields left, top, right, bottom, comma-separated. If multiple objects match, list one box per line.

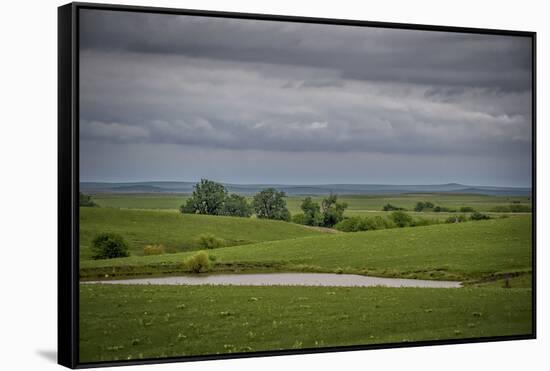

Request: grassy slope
left=93, top=194, right=186, bottom=209
left=81, top=216, right=532, bottom=282
left=80, top=208, right=323, bottom=260
left=79, top=284, right=532, bottom=363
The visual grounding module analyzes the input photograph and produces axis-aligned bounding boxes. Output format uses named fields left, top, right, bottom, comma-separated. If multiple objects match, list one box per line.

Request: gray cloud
left=79, top=9, right=532, bottom=186
left=81, top=9, right=532, bottom=92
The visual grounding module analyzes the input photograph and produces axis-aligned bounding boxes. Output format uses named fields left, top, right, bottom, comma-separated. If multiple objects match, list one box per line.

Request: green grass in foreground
left=79, top=284, right=532, bottom=363
left=80, top=216, right=531, bottom=282
left=80, top=208, right=323, bottom=260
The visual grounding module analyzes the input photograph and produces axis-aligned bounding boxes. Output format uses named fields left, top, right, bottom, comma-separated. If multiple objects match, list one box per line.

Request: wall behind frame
left=0, top=1, right=547, bottom=371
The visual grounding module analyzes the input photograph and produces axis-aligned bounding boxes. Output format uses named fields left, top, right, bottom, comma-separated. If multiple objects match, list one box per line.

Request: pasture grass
left=79, top=208, right=323, bottom=260
left=80, top=216, right=532, bottom=283
left=91, top=193, right=532, bottom=214
left=79, top=284, right=532, bottom=363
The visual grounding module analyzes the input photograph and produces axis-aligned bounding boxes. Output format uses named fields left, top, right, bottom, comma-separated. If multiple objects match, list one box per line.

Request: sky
left=79, top=9, right=533, bottom=187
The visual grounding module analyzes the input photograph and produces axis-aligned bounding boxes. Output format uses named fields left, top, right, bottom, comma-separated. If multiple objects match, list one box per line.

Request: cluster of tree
left=334, top=215, right=395, bottom=232
left=414, top=201, right=464, bottom=213
left=490, top=204, right=531, bottom=213
left=414, top=201, right=435, bottom=212
left=382, top=203, right=405, bottom=211
left=334, top=211, right=436, bottom=232
left=295, top=194, right=348, bottom=228
left=252, top=188, right=291, bottom=221
left=79, top=192, right=97, bottom=207
left=180, top=179, right=252, bottom=217
left=180, top=179, right=291, bottom=221
left=336, top=208, right=494, bottom=232
left=446, top=212, right=491, bottom=223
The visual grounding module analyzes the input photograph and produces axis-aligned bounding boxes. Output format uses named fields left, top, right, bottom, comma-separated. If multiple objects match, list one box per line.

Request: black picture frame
left=58, top=2, right=537, bottom=368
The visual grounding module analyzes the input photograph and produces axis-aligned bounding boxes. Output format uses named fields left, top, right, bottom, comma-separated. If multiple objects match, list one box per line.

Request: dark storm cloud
left=79, top=9, right=532, bottom=186
left=80, top=10, right=532, bottom=92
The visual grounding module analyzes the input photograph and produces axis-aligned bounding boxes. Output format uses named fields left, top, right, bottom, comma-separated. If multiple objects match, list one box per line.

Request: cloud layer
left=79, top=9, right=532, bottom=186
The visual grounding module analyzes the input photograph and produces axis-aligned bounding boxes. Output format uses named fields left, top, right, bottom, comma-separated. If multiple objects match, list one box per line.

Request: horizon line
left=79, top=180, right=532, bottom=189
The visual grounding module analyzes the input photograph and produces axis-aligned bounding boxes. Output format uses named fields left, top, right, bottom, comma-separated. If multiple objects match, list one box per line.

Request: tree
left=382, top=203, right=402, bottom=211
left=91, top=232, right=129, bottom=259
left=300, top=197, right=323, bottom=226
left=470, top=212, right=491, bottom=221
left=321, top=193, right=348, bottom=227
left=79, top=192, right=97, bottom=207
left=222, top=194, right=252, bottom=217
left=252, top=188, right=291, bottom=221
left=414, top=201, right=434, bottom=212
left=390, top=211, right=413, bottom=227
left=180, top=179, right=227, bottom=215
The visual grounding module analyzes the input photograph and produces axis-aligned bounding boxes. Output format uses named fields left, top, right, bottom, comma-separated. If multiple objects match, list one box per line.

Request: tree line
left=180, top=179, right=348, bottom=227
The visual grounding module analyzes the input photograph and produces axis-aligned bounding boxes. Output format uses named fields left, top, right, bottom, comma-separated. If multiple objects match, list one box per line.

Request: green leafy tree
left=252, top=188, right=291, bottom=221
left=390, top=211, right=413, bottom=227
left=300, top=197, right=323, bottom=226
left=222, top=194, right=252, bottom=217
left=382, top=203, right=403, bottom=211
left=470, top=212, right=491, bottom=221
left=414, top=201, right=434, bottom=212
left=292, top=213, right=306, bottom=225
left=91, top=232, right=129, bottom=259
left=180, top=179, right=227, bottom=215
left=321, top=193, right=348, bottom=227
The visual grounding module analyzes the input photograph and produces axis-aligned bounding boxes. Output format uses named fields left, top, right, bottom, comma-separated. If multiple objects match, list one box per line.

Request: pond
left=85, top=273, right=461, bottom=288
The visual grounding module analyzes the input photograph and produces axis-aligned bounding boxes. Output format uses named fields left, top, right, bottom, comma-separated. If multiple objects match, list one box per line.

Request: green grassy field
left=79, top=193, right=533, bottom=363
left=79, top=284, right=532, bottom=363
left=80, top=208, right=323, bottom=260
left=91, top=193, right=531, bottom=215
left=80, top=215, right=531, bottom=283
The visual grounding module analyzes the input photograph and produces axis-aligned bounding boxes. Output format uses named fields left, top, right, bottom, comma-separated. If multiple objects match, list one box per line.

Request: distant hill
left=80, top=181, right=531, bottom=197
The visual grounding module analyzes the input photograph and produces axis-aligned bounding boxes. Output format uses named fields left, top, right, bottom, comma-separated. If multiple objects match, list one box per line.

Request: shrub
left=292, top=213, right=306, bottom=225
left=184, top=251, right=211, bottom=273
left=373, top=216, right=396, bottom=229
left=382, top=203, right=403, bottom=211
left=414, top=201, right=434, bottom=212
left=433, top=206, right=450, bottom=212
left=335, top=215, right=399, bottom=232
left=459, top=206, right=475, bottom=212
left=143, top=244, right=165, bottom=255
left=445, top=214, right=467, bottom=223
left=91, top=232, right=129, bottom=259
left=334, top=217, right=361, bottom=232
left=179, top=201, right=195, bottom=214
left=195, top=233, right=224, bottom=249
left=470, top=212, right=491, bottom=221
left=357, top=217, right=377, bottom=231
left=390, top=211, right=413, bottom=227
left=222, top=194, right=252, bottom=217
left=79, top=192, right=97, bottom=207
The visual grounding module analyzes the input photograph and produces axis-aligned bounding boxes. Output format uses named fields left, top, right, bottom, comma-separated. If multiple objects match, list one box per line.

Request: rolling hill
left=80, top=181, right=531, bottom=196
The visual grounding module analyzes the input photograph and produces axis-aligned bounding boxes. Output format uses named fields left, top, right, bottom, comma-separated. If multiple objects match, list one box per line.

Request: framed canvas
left=58, top=2, right=536, bottom=368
